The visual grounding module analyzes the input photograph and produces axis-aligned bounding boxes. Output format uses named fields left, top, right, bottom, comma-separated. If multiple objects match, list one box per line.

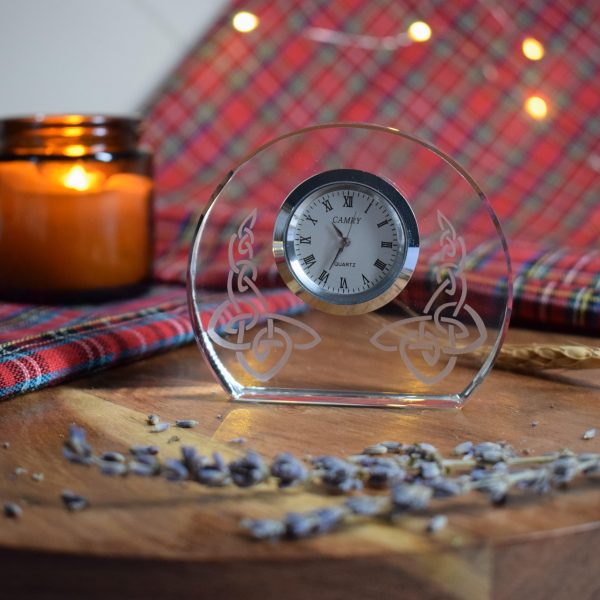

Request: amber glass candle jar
left=0, top=115, right=153, bottom=302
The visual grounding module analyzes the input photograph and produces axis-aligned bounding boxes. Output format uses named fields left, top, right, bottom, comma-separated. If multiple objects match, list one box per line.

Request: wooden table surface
left=0, top=325, right=599, bottom=600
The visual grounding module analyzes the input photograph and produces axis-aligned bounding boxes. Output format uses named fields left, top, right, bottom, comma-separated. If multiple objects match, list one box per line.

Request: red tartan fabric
left=145, top=0, right=600, bottom=332
left=0, top=0, right=598, bottom=400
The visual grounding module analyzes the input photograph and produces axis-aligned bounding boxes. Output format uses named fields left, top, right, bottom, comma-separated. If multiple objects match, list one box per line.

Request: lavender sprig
left=58, top=427, right=600, bottom=542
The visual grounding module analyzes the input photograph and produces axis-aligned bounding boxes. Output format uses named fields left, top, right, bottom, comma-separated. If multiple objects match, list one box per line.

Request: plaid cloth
left=145, top=0, right=600, bottom=332
left=1, top=0, right=599, bottom=399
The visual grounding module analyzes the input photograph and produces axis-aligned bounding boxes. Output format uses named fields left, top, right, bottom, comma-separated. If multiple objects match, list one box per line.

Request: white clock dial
left=273, top=169, right=419, bottom=315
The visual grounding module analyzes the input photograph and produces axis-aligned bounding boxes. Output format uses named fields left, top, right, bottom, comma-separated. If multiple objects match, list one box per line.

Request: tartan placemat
left=0, top=287, right=301, bottom=399
left=1, top=0, right=598, bottom=400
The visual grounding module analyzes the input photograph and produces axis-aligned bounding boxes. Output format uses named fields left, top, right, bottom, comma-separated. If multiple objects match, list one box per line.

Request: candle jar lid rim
left=0, top=114, right=142, bottom=130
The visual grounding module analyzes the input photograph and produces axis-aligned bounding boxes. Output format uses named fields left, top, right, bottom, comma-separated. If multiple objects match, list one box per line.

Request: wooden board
left=0, top=324, right=599, bottom=600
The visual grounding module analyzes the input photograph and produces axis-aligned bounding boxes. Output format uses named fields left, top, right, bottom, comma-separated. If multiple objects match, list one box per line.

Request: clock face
left=273, top=169, right=419, bottom=315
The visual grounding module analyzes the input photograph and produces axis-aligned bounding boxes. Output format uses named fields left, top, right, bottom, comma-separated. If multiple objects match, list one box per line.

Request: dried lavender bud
left=581, top=459, right=600, bottom=475
left=130, top=444, right=159, bottom=456
left=452, top=441, right=473, bottom=456
left=550, top=456, right=579, bottom=486
left=100, top=451, right=125, bottom=463
left=415, top=460, right=442, bottom=480
left=180, top=446, right=207, bottom=476
left=514, top=469, right=550, bottom=494
left=63, top=448, right=94, bottom=465
left=4, top=502, right=22, bottom=518
left=427, top=514, right=448, bottom=533
left=345, top=495, right=384, bottom=516
left=363, top=444, right=388, bottom=456
left=478, top=478, right=509, bottom=505
left=473, top=442, right=513, bottom=464
left=313, top=506, right=345, bottom=533
left=270, top=453, right=307, bottom=488
left=408, top=443, right=441, bottom=462
left=14, top=467, right=27, bottom=476
left=132, top=453, right=159, bottom=468
left=147, top=414, right=160, bottom=426
left=61, top=490, right=89, bottom=512
left=427, top=477, right=466, bottom=498
left=63, top=425, right=93, bottom=464
left=229, top=451, right=267, bottom=488
left=99, top=461, right=128, bottom=476
left=379, top=441, right=405, bottom=453
left=284, top=512, right=320, bottom=539
left=582, top=428, right=597, bottom=440
left=228, top=437, right=247, bottom=445
left=175, top=420, right=198, bottom=429
left=311, top=456, right=363, bottom=493
left=390, top=483, right=432, bottom=511
left=150, top=422, right=170, bottom=433
left=284, top=506, right=345, bottom=539
left=128, top=460, right=157, bottom=477
left=531, top=421, right=539, bottom=428
left=360, top=457, right=405, bottom=488
left=241, top=517, right=285, bottom=540
left=163, top=458, right=189, bottom=481
left=197, top=452, right=230, bottom=486
left=2, top=441, right=9, bottom=449
left=31, top=472, right=44, bottom=482
left=216, top=414, right=223, bottom=420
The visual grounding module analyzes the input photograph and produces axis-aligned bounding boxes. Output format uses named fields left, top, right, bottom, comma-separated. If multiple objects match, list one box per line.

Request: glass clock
left=188, top=124, right=512, bottom=408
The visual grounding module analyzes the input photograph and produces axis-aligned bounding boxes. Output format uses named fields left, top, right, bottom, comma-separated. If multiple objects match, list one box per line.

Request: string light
left=232, top=11, right=259, bottom=33
left=525, top=96, right=548, bottom=120
left=407, top=21, right=432, bottom=43
left=522, top=37, right=544, bottom=60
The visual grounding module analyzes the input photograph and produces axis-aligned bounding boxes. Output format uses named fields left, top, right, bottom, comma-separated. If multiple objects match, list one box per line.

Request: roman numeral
left=362, top=274, right=371, bottom=285
left=299, top=236, right=311, bottom=244
left=365, top=199, right=374, bottom=213
left=377, top=219, right=390, bottom=228
left=374, top=259, right=387, bottom=271
left=318, top=269, right=330, bottom=284
left=380, top=241, right=393, bottom=248
left=343, top=194, right=353, bottom=208
left=322, top=199, right=333, bottom=212
left=303, top=254, right=316, bottom=268
left=306, top=215, right=318, bottom=225
left=340, top=277, right=348, bottom=289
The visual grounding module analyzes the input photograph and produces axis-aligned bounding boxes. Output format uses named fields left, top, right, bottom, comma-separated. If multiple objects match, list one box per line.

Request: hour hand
left=332, top=222, right=345, bottom=239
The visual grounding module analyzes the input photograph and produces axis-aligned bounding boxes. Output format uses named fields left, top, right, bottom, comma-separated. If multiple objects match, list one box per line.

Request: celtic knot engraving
left=370, top=211, right=487, bottom=384
left=207, top=209, right=320, bottom=382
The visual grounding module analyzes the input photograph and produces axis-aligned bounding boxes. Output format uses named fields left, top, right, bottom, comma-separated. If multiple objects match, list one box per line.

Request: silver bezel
left=273, top=169, right=420, bottom=315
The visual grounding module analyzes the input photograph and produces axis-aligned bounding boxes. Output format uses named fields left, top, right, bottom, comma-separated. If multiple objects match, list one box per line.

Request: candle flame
left=63, top=165, right=93, bottom=191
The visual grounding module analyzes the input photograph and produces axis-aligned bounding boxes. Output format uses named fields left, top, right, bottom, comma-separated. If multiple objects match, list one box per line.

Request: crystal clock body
left=188, top=124, right=512, bottom=408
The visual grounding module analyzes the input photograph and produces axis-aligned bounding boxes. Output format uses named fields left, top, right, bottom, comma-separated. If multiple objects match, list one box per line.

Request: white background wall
left=0, top=0, right=228, bottom=118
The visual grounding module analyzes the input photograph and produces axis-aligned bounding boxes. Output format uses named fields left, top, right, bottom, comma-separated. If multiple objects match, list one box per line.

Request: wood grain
left=0, top=324, right=599, bottom=600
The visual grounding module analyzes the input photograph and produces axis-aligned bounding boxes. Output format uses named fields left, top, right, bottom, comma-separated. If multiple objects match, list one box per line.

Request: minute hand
left=329, top=245, right=344, bottom=270
left=345, top=211, right=358, bottom=239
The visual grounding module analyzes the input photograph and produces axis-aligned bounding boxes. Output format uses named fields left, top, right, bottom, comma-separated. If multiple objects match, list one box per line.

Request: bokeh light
left=408, top=21, right=432, bottom=43
left=525, top=96, right=548, bottom=120
left=232, top=11, right=259, bottom=33
left=522, top=37, right=545, bottom=60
